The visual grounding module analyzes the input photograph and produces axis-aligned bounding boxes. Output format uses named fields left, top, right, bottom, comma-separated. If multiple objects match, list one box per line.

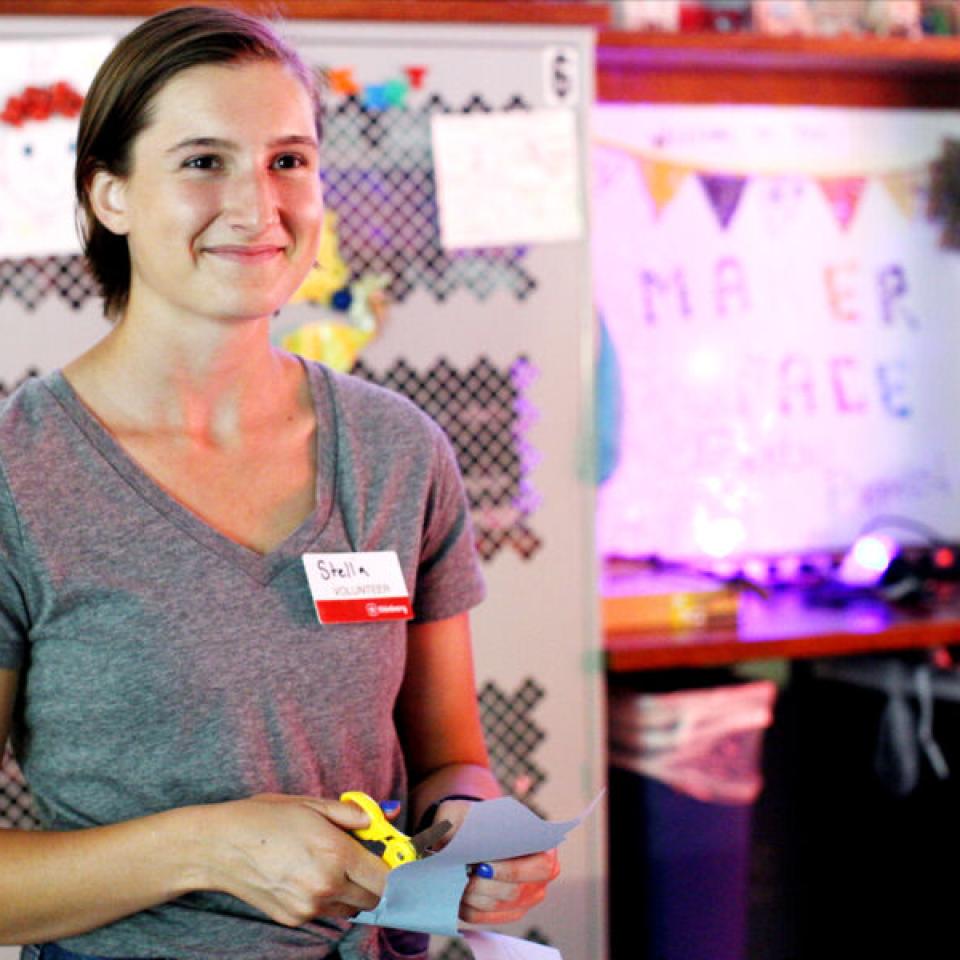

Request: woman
left=0, top=7, right=558, bottom=959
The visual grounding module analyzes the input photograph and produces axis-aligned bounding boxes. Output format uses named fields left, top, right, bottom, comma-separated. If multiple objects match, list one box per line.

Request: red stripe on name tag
left=315, top=597, right=413, bottom=624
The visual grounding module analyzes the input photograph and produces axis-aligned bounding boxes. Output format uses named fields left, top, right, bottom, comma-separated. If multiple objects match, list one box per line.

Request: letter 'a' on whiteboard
left=430, top=109, right=583, bottom=251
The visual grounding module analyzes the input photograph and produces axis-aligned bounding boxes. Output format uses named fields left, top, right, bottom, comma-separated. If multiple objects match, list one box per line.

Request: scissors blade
left=410, top=818, right=452, bottom=858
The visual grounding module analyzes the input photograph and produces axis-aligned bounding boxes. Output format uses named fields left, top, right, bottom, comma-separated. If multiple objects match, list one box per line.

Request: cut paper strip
left=353, top=794, right=600, bottom=937
left=816, top=175, right=868, bottom=231
left=698, top=173, right=748, bottom=230
left=464, top=930, right=562, bottom=960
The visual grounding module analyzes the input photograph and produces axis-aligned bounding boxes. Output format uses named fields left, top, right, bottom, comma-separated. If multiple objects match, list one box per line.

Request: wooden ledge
left=0, top=0, right=610, bottom=25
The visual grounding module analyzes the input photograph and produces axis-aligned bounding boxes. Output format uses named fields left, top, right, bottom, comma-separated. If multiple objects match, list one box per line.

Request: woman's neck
left=63, top=311, right=302, bottom=444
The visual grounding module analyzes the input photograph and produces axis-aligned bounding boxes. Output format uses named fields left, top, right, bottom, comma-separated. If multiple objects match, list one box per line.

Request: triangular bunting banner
left=698, top=173, right=749, bottom=230
left=815, top=175, right=868, bottom=231
left=595, top=138, right=932, bottom=231
left=637, top=156, right=691, bottom=219
left=879, top=168, right=928, bottom=220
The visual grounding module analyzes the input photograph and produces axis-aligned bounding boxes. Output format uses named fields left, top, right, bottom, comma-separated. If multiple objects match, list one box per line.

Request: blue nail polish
left=474, top=862, right=495, bottom=879
left=379, top=800, right=402, bottom=815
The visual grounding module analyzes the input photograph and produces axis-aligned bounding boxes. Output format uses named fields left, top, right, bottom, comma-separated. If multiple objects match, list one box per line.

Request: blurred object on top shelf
left=864, top=0, right=923, bottom=36
left=680, top=0, right=753, bottom=32
left=920, top=0, right=960, bottom=34
left=606, top=0, right=960, bottom=35
left=807, top=0, right=869, bottom=35
left=752, top=0, right=815, bottom=35
left=610, top=0, right=681, bottom=31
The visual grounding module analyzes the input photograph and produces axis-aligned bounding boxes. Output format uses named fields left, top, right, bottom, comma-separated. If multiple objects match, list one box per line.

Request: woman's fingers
left=204, top=794, right=389, bottom=926
left=459, top=849, right=560, bottom=925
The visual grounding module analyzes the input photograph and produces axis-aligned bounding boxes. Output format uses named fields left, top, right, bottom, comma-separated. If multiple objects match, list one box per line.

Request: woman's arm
left=396, top=614, right=561, bottom=925
left=0, top=669, right=387, bottom=946
left=396, top=614, right=500, bottom=819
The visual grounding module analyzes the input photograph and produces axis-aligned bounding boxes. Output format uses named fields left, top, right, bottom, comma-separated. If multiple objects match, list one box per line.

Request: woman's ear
left=87, top=168, right=130, bottom=236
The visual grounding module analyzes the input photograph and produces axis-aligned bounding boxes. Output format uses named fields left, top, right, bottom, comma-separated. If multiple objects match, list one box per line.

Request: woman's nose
left=225, top=169, right=279, bottom=232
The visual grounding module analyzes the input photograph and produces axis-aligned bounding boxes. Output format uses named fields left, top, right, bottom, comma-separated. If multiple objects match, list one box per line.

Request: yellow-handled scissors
left=340, top=790, right=451, bottom=869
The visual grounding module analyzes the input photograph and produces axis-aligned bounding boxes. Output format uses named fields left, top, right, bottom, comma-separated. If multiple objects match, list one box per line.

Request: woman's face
left=96, top=59, right=323, bottom=326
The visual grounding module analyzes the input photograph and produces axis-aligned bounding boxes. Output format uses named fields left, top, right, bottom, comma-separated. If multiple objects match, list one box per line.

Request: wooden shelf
left=605, top=589, right=960, bottom=672
left=597, top=30, right=960, bottom=106
left=0, top=0, right=609, bottom=25
left=3, top=3, right=960, bottom=106
left=600, top=29, right=960, bottom=72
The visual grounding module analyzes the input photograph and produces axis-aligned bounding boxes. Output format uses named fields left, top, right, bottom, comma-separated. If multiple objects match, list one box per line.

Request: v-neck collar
left=43, top=360, right=339, bottom=586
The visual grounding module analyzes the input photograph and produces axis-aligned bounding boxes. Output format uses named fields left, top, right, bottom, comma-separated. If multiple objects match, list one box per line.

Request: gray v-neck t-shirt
left=0, top=362, right=485, bottom=959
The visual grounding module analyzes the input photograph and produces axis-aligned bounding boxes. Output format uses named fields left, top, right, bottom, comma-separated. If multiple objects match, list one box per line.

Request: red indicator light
left=934, top=547, right=955, bottom=569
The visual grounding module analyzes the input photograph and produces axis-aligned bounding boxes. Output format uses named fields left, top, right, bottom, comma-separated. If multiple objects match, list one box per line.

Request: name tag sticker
left=302, top=551, right=413, bottom=625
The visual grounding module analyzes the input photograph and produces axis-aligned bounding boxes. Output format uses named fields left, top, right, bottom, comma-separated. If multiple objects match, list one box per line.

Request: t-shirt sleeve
left=412, top=422, right=486, bottom=624
left=0, top=464, right=29, bottom=670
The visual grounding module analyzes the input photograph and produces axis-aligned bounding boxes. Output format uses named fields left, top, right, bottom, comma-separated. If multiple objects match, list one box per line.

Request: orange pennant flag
left=638, top=156, right=691, bottom=219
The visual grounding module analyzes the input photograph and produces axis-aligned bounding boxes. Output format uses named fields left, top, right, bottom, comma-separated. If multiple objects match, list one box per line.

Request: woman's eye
left=272, top=153, right=307, bottom=170
left=183, top=155, right=221, bottom=170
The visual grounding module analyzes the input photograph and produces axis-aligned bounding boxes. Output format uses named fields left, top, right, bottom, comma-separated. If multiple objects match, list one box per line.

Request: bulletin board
left=0, top=16, right=602, bottom=960
left=593, top=103, right=960, bottom=563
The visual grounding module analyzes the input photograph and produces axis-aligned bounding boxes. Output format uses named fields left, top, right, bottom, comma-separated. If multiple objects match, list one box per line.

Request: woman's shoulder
left=309, top=361, right=440, bottom=439
left=0, top=371, right=61, bottom=440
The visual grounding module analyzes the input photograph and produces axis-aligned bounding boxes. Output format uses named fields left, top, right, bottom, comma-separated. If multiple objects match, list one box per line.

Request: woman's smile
left=202, top=243, right=288, bottom=264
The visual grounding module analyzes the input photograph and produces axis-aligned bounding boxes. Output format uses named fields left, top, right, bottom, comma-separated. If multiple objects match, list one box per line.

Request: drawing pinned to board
left=0, top=38, right=114, bottom=259
left=431, top=109, right=582, bottom=250
left=592, top=105, right=960, bottom=560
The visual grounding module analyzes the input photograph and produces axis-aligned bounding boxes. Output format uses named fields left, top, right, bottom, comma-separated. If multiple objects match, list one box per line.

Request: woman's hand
left=199, top=793, right=389, bottom=927
left=432, top=798, right=561, bottom=926
left=459, top=849, right=561, bottom=925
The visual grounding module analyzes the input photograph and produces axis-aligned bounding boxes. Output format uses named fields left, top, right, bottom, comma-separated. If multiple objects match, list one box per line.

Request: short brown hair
left=75, top=5, right=322, bottom=318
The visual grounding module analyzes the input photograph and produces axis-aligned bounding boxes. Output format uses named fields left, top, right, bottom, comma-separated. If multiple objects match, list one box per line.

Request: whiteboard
left=592, top=104, right=960, bottom=561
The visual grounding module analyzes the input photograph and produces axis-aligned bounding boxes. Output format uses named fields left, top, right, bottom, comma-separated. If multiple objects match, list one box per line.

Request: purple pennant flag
left=698, top=173, right=748, bottom=230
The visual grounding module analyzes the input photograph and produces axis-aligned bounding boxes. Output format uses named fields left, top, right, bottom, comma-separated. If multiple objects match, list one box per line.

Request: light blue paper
left=353, top=795, right=595, bottom=936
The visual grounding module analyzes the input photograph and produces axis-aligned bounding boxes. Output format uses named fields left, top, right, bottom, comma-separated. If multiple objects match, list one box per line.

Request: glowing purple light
left=838, top=533, right=896, bottom=586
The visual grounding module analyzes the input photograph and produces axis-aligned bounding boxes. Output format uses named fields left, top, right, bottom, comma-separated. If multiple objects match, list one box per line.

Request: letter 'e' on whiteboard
left=430, top=109, right=583, bottom=250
